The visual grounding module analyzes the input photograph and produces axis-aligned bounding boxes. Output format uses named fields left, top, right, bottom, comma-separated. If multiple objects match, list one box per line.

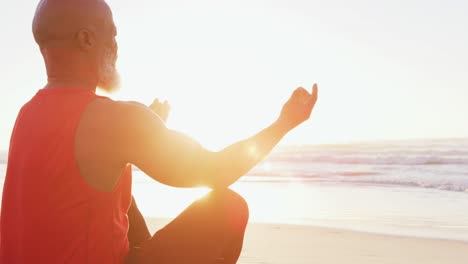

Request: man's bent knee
left=203, top=188, right=249, bottom=232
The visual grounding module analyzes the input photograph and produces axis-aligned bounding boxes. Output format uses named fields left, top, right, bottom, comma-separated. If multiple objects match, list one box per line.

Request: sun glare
left=247, top=145, right=261, bottom=160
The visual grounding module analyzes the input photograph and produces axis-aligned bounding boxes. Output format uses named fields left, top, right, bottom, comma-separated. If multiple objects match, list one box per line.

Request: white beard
left=97, top=48, right=120, bottom=92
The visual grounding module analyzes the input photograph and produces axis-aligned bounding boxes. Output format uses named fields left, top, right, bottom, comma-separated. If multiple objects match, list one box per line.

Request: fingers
left=293, top=87, right=308, bottom=96
left=150, top=98, right=171, bottom=118
left=151, top=98, right=170, bottom=107
left=310, top=83, right=318, bottom=101
left=292, top=87, right=310, bottom=103
left=162, top=101, right=171, bottom=114
left=292, top=84, right=318, bottom=106
left=150, top=98, right=160, bottom=109
left=306, top=83, right=318, bottom=108
left=311, top=83, right=318, bottom=97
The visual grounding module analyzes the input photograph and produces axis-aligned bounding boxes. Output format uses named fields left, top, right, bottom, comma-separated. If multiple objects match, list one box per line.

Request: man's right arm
left=116, top=85, right=318, bottom=189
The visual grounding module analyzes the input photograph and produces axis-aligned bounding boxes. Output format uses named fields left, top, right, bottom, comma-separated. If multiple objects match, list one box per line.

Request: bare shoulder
left=82, top=98, right=158, bottom=128
left=75, top=98, right=131, bottom=167
left=77, top=97, right=166, bottom=155
left=84, top=98, right=143, bottom=118
left=75, top=97, right=165, bottom=191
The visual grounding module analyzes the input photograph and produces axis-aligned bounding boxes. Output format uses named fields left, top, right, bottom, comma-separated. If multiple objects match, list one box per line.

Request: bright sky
left=1, top=0, right=467, bottom=151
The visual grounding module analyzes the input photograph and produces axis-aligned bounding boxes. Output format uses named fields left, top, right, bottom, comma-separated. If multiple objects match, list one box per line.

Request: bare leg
left=126, top=188, right=249, bottom=264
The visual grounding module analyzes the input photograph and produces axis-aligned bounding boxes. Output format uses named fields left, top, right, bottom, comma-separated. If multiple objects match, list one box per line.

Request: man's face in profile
left=96, top=16, right=120, bottom=93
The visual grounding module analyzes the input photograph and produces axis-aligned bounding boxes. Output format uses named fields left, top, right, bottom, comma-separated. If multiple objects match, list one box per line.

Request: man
left=0, top=0, right=318, bottom=263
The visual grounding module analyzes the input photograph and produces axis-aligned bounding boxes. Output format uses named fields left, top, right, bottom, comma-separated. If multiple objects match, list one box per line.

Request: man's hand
left=277, top=83, right=318, bottom=132
left=149, top=98, right=171, bottom=123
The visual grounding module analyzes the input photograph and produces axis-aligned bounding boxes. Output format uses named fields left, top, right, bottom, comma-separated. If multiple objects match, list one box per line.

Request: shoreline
left=146, top=217, right=468, bottom=264
left=146, top=217, right=468, bottom=243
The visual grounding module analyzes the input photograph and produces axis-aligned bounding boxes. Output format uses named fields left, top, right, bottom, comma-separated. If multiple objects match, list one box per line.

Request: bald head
left=33, top=0, right=120, bottom=92
left=33, top=0, right=114, bottom=48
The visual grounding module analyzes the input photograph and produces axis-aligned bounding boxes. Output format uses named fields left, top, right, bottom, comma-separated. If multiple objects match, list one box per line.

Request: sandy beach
left=146, top=218, right=468, bottom=264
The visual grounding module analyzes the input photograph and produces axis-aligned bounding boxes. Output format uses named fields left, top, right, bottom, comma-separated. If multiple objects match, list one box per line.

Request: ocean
left=251, top=138, right=468, bottom=192
left=1, top=138, right=468, bottom=241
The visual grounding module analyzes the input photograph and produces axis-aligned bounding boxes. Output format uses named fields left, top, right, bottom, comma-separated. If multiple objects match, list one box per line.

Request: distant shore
left=146, top=217, right=468, bottom=264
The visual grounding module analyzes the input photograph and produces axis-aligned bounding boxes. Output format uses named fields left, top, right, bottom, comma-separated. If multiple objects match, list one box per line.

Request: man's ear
left=75, top=29, right=95, bottom=51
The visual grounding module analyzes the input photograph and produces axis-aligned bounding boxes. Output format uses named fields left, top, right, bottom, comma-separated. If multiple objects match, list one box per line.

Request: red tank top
left=0, top=88, right=132, bottom=263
